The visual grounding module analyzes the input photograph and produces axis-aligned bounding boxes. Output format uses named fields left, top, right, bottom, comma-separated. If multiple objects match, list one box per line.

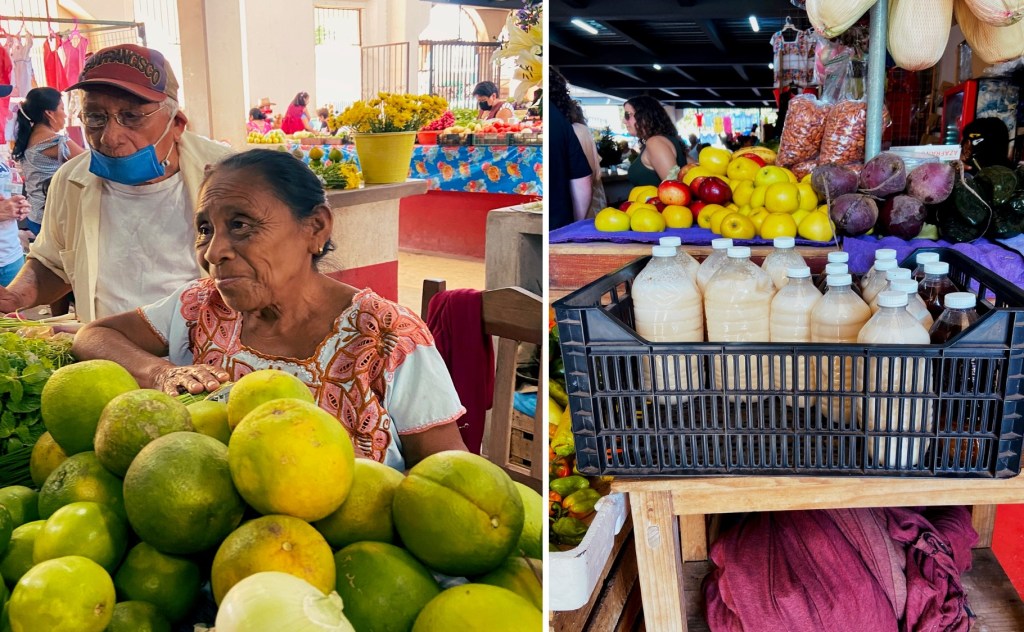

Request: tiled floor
left=397, top=250, right=486, bottom=315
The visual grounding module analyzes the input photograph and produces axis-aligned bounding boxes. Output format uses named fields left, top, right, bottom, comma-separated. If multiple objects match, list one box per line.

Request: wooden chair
left=422, top=279, right=545, bottom=492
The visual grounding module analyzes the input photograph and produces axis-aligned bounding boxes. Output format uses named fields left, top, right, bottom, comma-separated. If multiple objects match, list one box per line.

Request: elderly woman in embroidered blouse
left=72, top=149, right=468, bottom=470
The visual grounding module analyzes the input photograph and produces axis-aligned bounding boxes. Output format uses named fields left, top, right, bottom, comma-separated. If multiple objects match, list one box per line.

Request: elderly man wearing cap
left=0, top=45, right=231, bottom=321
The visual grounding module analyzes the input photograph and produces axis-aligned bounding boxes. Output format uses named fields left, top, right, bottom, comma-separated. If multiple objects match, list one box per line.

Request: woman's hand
left=152, top=364, right=230, bottom=396
left=0, top=196, right=29, bottom=222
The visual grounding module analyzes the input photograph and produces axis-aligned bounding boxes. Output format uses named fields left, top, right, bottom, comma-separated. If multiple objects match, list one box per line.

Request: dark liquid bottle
left=929, top=292, right=981, bottom=465
left=919, top=261, right=956, bottom=320
left=912, top=251, right=940, bottom=282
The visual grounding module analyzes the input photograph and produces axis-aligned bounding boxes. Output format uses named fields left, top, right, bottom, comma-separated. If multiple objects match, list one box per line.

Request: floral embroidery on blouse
left=181, top=278, right=436, bottom=463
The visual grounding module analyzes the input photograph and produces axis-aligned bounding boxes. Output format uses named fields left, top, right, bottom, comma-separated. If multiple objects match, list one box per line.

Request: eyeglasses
left=624, top=111, right=634, bottom=121
left=80, top=104, right=167, bottom=130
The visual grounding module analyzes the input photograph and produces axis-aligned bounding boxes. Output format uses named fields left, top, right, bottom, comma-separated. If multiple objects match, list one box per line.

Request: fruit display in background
left=114, top=542, right=202, bottom=623
left=697, top=177, right=733, bottom=205
left=0, top=486, right=38, bottom=527
left=474, top=557, right=543, bottom=610
left=657, top=179, right=692, bottom=207
left=228, top=398, right=355, bottom=522
left=29, top=433, right=67, bottom=488
left=734, top=146, right=777, bottom=165
left=0, top=520, right=44, bottom=586
left=105, top=601, right=171, bottom=632
left=41, top=360, right=140, bottom=455
left=94, top=390, right=194, bottom=477
left=720, top=213, right=756, bottom=240
left=411, top=583, right=542, bottom=632
left=630, top=207, right=667, bottom=232
left=33, top=501, right=127, bottom=573
left=38, top=452, right=124, bottom=520
left=662, top=205, right=694, bottom=228
left=594, top=208, right=631, bottom=232
left=393, top=451, right=524, bottom=577
left=314, top=458, right=404, bottom=550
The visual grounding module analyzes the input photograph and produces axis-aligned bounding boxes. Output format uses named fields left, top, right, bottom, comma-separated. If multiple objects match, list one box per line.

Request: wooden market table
left=320, top=180, right=428, bottom=301
left=613, top=475, right=1024, bottom=631
left=549, top=241, right=837, bottom=302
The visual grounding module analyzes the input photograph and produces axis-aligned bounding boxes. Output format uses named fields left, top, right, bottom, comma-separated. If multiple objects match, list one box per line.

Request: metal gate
left=418, top=41, right=502, bottom=110
left=361, top=42, right=409, bottom=99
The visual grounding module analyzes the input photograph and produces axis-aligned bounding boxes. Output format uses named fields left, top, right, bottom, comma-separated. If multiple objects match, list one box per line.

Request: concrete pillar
left=177, top=0, right=247, bottom=148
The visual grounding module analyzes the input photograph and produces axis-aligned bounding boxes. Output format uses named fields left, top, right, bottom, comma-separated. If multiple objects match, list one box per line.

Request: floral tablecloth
left=284, top=143, right=543, bottom=195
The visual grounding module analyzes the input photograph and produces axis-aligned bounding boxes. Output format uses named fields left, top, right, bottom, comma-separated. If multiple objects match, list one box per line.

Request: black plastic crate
left=553, top=248, right=1024, bottom=478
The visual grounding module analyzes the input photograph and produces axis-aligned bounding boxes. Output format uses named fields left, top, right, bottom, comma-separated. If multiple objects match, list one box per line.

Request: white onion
left=215, top=572, right=356, bottom=632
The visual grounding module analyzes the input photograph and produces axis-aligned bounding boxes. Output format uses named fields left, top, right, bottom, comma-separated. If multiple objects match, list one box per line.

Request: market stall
left=550, top=0, right=1024, bottom=629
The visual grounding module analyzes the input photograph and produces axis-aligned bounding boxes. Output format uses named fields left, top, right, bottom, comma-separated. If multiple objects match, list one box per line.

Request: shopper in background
left=549, top=105, right=592, bottom=231
left=960, top=117, right=1011, bottom=174
left=246, top=107, right=272, bottom=135
left=258, top=96, right=275, bottom=119
left=12, top=86, right=85, bottom=235
left=281, top=91, right=314, bottom=134
left=0, top=80, right=29, bottom=285
left=472, top=81, right=515, bottom=123
left=315, top=107, right=330, bottom=133
left=623, top=95, right=689, bottom=187
left=550, top=69, right=605, bottom=218
left=0, top=44, right=232, bottom=321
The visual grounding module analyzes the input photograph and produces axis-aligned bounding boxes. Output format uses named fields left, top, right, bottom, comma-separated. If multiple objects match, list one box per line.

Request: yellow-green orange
left=411, top=584, right=541, bottom=632
left=94, top=390, right=193, bottom=477
left=228, top=399, right=354, bottom=521
left=333, top=541, right=440, bottom=632
left=393, top=451, right=524, bottom=577
left=513, top=482, right=543, bottom=559
left=33, top=501, right=127, bottom=573
left=314, top=459, right=403, bottom=549
left=0, top=506, right=11, bottom=556
left=8, top=556, right=115, bottom=632
left=40, top=360, right=139, bottom=455
left=38, top=452, right=125, bottom=521
left=226, top=369, right=313, bottom=430
left=106, top=602, right=170, bottom=632
left=474, top=557, right=542, bottom=610
left=211, top=514, right=335, bottom=605
left=0, top=487, right=37, bottom=527
left=114, top=542, right=202, bottom=623
left=29, top=432, right=67, bottom=488
left=187, top=400, right=230, bottom=444
left=124, top=433, right=245, bottom=555
left=0, top=521, right=44, bottom=586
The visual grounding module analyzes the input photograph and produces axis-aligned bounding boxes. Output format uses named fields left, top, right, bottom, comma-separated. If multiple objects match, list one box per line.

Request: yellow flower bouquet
left=338, top=93, right=449, bottom=134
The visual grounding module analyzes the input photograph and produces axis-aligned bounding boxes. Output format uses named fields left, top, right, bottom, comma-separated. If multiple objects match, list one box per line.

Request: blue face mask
left=88, top=114, right=176, bottom=186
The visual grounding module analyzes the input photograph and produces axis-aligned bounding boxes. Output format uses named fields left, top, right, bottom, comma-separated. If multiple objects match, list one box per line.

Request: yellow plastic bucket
left=352, top=132, right=417, bottom=184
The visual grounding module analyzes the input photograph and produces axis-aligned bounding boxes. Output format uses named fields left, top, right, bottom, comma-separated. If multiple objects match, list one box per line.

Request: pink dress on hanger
left=62, top=30, right=88, bottom=86
left=6, top=33, right=34, bottom=98
left=0, top=45, right=11, bottom=143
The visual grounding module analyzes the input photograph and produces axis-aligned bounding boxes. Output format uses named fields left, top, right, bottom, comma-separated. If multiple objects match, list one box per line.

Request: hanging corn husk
left=963, top=0, right=1024, bottom=25
left=888, top=0, right=953, bottom=70
left=806, top=0, right=878, bottom=38
left=955, top=0, right=1024, bottom=63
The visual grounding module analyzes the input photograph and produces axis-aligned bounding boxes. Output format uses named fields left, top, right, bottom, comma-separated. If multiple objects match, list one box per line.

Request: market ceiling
left=551, top=0, right=811, bottom=108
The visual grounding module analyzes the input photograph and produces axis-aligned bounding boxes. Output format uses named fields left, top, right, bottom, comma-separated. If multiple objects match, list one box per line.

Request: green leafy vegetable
left=0, top=333, right=74, bottom=455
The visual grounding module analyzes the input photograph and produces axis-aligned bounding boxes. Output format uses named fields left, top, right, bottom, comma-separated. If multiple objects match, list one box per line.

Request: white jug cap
left=915, top=252, right=940, bottom=265
left=827, top=274, right=853, bottom=286
left=773, top=236, right=795, bottom=249
left=828, top=252, right=849, bottom=263
left=651, top=245, right=677, bottom=257
left=660, top=236, right=682, bottom=247
left=924, top=261, right=950, bottom=275
left=886, top=268, right=912, bottom=281
left=875, top=259, right=898, bottom=271
left=944, top=292, right=976, bottom=309
left=787, top=266, right=811, bottom=278
left=825, top=262, right=848, bottom=275
left=891, top=279, right=918, bottom=293
left=875, top=248, right=897, bottom=261
left=877, top=290, right=908, bottom=308
left=727, top=246, right=751, bottom=258
left=711, top=238, right=734, bottom=250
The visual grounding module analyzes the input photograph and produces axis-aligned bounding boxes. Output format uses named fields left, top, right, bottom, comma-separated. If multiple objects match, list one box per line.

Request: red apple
left=740, top=154, right=766, bottom=168
left=698, top=177, right=732, bottom=205
left=658, top=179, right=692, bottom=207
left=689, top=200, right=707, bottom=222
left=619, top=201, right=634, bottom=212
left=689, top=176, right=709, bottom=199
left=651, top=199, right=667, bottom=212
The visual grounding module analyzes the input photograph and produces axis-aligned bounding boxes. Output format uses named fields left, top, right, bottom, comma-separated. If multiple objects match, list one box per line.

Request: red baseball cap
left=67, top=44, right=179, bottom=103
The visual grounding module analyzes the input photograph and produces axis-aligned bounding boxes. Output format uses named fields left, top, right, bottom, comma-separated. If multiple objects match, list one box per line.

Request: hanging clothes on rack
left=6, top=31, right=34, bottom=98
left=0, top=33, right=12, bottom=144
left=43, top=31, right=66, bottom=91
left=769, top=19, right=816, bottom=89
left=61, top=26, right=88, bottom=87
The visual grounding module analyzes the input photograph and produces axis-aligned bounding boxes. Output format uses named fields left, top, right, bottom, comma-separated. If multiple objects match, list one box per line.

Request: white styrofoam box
left=549, top=492, right=629, bottom=612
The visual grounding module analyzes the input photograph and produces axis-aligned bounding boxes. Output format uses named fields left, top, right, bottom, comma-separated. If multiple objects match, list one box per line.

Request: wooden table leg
left=628, top=490, right=687, bottom=632
left=971, top=504, right=997, bottom=548
left=680, top=514, right=708, bottom=561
